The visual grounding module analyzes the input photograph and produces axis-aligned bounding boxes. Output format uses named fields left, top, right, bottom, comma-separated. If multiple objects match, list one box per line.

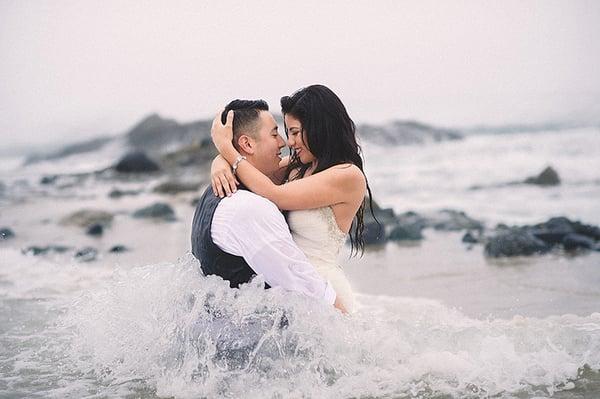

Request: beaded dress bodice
left=287, top=207, right=354, bottom=311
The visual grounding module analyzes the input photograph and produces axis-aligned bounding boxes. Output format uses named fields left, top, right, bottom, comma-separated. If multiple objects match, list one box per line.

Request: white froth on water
left=45, top=255, right=599, bottom=398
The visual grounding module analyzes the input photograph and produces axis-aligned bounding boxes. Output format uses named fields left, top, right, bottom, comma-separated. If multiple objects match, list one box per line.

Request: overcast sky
left=1, top=0, right=599, bottom=150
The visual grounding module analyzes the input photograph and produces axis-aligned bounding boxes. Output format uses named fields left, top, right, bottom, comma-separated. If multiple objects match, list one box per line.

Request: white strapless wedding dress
left=287, top=207, right=355, bottom=312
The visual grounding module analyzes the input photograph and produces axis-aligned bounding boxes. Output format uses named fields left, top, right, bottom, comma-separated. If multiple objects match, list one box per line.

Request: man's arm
left=211, top=191, right=337, bottom=306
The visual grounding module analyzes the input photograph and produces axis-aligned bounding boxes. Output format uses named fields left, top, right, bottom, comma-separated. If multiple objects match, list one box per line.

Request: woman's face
left=285, top=114, right=316, bottom=164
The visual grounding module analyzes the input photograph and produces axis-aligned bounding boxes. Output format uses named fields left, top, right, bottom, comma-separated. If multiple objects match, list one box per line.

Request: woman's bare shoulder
left=327, top=163, right=366, bottom=191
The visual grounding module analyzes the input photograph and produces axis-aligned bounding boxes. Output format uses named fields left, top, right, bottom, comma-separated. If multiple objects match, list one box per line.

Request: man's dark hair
left=221, top=99, right=269, bottom=149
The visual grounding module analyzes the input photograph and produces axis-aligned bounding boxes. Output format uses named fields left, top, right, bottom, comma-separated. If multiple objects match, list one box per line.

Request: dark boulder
left=153, top=180, right=201, bottom=195
left=530, top=217, right=600, bottom=245
left=61, top=209, right=114, bottom=228
left=114, top=152, right=160, bottom=173
left=1, top=227, right=15, bottom=240
left=40, top=175, right=58, bottom=185
left=86, top=223, right=104, bottom=236
left=367, top=200, right=397, bottom=225
left=396, top=211, right=429, bottom=230
left=75, top=247, right=98, bottom=262
left=190, top=196, right=201, bottom=207
left=484, top=228, right=552, bottom=257
left=126, top=113, right=212, bottom=153
left=363, top=220, right=386, bottom=245
left=389, top=224, right=423, bottom=241
left=109, top=188, right=141, bottom=198
left=562, top=233, right=595, bottom=251
left=109, top=245, right=129, bottom=253
left=524, top=166, right=560, bottom=186
left=132, top=202, right=176, bottom=221
left=160, top=141, right=218, bottom=169
left=429, top=209, right=484, bottom=232
left=530, top=217, right=575, bottom=244
left=462, top=231, right=480, bottom=244
left=572, top=221, right=600, bottom=241
left=22, top=245, right=71, bottom=256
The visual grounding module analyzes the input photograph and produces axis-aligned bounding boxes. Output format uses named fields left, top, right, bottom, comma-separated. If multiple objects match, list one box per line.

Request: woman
left=210, top=84, right=374, bottom=312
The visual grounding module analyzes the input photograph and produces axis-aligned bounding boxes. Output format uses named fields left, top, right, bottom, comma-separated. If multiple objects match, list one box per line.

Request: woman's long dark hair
left=281, top=84, right=376, bottom=256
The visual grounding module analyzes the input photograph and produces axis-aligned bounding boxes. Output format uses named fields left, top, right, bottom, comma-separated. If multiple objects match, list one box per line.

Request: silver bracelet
left=231, top=155, right=247, bottom=175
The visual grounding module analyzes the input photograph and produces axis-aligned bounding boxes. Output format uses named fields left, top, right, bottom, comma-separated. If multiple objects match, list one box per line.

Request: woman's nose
left=287, top=136, right=294, bottom=146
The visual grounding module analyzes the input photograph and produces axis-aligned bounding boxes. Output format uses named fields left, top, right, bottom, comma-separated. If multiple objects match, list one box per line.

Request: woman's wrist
left=220, top=143, right=241, bottom=165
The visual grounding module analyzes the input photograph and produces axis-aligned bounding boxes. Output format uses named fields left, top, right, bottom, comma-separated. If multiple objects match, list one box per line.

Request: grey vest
left=191, top=186, right=266, bottom=288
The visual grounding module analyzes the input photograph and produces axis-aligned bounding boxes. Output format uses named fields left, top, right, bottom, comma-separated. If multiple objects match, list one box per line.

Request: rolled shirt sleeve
left=211, top=191, right=336, bottom=305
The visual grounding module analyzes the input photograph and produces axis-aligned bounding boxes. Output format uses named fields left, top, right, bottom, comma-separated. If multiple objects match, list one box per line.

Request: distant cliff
left=24, top=114, right=464, bottom=164
left=126, top=113, right=212, bottom=153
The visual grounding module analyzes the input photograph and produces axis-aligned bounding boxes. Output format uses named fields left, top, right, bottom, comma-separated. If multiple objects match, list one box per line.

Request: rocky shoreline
left=3, top=113, right=599, bottom=263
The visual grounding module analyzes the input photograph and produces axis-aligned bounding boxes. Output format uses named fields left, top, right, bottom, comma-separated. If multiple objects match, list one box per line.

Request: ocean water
left=1, top=250, right=599, bottom=398
left=1, top=127, right=600, bottom=398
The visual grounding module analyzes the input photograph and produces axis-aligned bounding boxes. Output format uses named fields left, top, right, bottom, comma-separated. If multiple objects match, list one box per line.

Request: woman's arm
left=212, top=112, right=365, bottom=210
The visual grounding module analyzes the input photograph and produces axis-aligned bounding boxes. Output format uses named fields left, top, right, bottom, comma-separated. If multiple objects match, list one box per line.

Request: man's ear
left=237, top=134, right=255, bottom=154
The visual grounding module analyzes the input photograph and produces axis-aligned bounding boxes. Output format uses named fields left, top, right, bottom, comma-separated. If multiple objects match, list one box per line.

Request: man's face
left=247, top=111, right=286, bottom=177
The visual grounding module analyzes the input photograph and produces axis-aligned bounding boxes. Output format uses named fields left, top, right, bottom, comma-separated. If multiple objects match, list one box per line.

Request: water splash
left=55, top=255, right=600, bottom=398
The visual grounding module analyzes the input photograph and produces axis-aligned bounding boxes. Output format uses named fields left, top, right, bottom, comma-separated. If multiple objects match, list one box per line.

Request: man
left=191, top=99, right=344, bottom=311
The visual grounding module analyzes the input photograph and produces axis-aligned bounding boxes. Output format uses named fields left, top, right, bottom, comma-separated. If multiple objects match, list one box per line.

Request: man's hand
left=211, top=110, right=234, bottom=154
left=333, top=296, right=348, bottom=314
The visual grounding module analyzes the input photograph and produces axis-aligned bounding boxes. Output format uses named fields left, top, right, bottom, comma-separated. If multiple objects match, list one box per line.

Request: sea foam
left=54, top=254, right=600, bottom=398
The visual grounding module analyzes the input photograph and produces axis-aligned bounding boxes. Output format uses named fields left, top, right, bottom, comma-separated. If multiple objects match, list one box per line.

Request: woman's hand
left=211, top=110, right=234, bottom=154
left=210, top=155, right=238, bottom=198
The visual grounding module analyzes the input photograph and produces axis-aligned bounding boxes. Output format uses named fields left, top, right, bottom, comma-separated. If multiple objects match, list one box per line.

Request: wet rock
left=109, top=188, right=141, bottom=198
left=160, top=141, right=217, bottom=169
left=524, top=166, right=560, bottom=186
left=114, top=152, right=160, bottom=173
left=363, top=220, right=386, bottom=245
left=1, top=227, right=15, bottom=240
left=75, top=247, right=98, bottom=262
left=190, top=196, right=201, bottom=207
left=367, top=200, right=398, bottom=225
left=126, top=113, right=212, bottom=153
left=462, top=231, right=479, bottom=244
left=531, top=217, right=600, bottom=244
left=486, top=217, right=600, bottom=257
left=388, top=224, right=423, bottom=241
left=86, top=223, right=104, bottom=236
left=529, top=217, right=575, bottom=244
left=562, top=233, right=595, bottom=251
left=132, top=202, right=176, bottom=221
left=358, top=120, right=462, bottom=145
left=395, top=211, right=429, bottom=230
left=61, top=209, right=114, bottom=228
left=22, top=245, right=71, bottom=256
left=153, top=180, right=201, bottom=195
left=484, top=228, right=552, bottom=257
left=429, top=209, right=484, bottom=232
left=571, top=222, right=600, bottom=241
left=109, top=245, right=129, bottom=253
left=40, top=175, right=58, bottom=185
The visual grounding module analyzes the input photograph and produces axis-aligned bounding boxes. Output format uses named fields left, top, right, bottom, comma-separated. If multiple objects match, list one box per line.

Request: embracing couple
left=191, top=84, right=373, bottom=314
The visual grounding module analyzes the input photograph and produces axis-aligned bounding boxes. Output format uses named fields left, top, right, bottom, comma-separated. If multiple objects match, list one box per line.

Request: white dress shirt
left=211, top=190, right=336, bottom=305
